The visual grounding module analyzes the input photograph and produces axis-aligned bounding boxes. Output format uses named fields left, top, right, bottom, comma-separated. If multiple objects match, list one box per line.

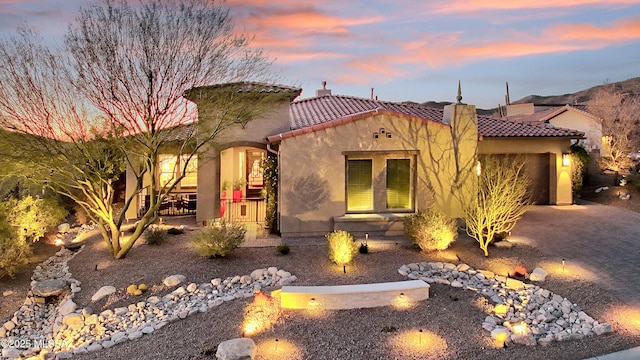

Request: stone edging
left=398, top=261, right=613, bottom=346
left=0, top=244, right=296, bottom=359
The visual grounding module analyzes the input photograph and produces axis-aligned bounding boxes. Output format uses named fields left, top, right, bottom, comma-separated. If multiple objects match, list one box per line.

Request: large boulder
left=216, top=338, right=256, bottom=360
left=32, top=279, right=69, bottom=297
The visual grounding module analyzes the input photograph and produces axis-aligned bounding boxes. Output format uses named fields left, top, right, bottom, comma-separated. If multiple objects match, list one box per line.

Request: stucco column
left=196, top=150, right=220, bottom=223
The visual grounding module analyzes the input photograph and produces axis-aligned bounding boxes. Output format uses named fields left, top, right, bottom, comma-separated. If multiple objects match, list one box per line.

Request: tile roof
left=478, top=116, right=583, bottom=138
left=290, top=95, right=442, bottom=129
left=275, top=95, right=584, bottom=141
left=502, top=104, right=600, bottom=125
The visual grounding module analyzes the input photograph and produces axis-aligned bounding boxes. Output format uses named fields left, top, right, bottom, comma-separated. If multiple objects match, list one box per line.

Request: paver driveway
left=511, top=201, right=640, bottom=309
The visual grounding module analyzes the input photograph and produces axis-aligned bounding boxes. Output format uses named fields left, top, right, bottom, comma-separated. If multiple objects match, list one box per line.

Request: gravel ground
left=3, top=215, right=640, bottom=360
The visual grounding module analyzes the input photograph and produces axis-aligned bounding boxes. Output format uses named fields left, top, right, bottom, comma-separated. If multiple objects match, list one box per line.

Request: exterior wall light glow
left=475, top=160, right=482, bottom=176
left=562, top=153, right=571, bottom=167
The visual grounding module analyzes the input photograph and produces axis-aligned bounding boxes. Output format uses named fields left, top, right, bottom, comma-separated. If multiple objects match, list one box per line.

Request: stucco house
left=125, top=82, right=583, bottom=238
left=502, top=103, right=602, bottom=155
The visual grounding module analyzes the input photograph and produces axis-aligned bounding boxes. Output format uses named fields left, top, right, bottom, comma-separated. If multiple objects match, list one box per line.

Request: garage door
left=524, top=154, right=550, bottom=205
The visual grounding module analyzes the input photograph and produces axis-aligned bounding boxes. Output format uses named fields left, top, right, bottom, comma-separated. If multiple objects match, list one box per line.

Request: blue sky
left=1, top=0, right=639, bottom=108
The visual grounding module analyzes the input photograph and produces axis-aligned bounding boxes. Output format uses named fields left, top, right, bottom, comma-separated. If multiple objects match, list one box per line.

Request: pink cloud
left=429, top=0, right=640, bottom=13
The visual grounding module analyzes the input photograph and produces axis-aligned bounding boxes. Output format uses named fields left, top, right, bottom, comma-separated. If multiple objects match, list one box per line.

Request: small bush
left=0, top=207, right=31, bottom=279
left=5, top=196, right=68, bottom=243
left=143, top=225, right=168, bottom=245
left=403, top=208, right=458, bottom=252
left=359, top=242, right=369, bottom=254
left=326, top=230, right=358, bottom=265
left=277, top=242, right=290, bottom=255
left=192, top=220, right=246, bottom=258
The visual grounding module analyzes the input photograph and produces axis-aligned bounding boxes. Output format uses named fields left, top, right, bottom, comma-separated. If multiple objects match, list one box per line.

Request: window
left=158, top=154, right=198, bottom=189
left=347, top=159, right=373, bottom=211
left=386, top=159, right=411, bottom=209
left=345, top=152, right=415, bottom=213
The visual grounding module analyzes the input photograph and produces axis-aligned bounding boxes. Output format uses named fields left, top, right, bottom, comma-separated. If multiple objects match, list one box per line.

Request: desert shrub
left=276, top=242, right=290, bottom=255
left=403, top=208, right=458, bottom=252
left=143, top=225, right=168, bottom=245
left=2, top=196, right=68, bottom=243
left=192, top=220, right=246, bottom=258
left=0, top=206, right=31, bottom=279
left=571, top=144, right=590, bottom=195
left=359, top=242, right=369, bottom=254
left=326, top=230, right=358, bottom=265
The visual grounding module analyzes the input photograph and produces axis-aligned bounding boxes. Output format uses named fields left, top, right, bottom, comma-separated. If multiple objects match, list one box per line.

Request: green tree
left=464, top=155, right=533, bottom=257
left=0, top=0, right=276, bottom=258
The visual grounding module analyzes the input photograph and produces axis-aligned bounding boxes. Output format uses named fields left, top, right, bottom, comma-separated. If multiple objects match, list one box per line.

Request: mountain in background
left=511, top=77, right=640, bottom=105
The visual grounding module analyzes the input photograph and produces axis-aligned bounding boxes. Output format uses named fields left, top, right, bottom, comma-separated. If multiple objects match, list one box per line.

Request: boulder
left=91, top=286, right=117, bottom=302
left=32, top=279, right=69, bottom=297
left=216, top=338, right=256, bottom=360
left=58, top=299, right=77, bottom=316
left=163, top=275, right=186, bottom=287
left=529, top=268, right=548, bottom=282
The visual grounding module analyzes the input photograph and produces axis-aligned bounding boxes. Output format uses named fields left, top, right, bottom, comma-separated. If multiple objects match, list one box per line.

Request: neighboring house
left=502, top=103, right=602, bottom=154
left=125, top=83, right=584, bottom=238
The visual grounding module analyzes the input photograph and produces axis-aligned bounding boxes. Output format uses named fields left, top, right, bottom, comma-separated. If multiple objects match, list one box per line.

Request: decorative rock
left=506, top=277, right=524, bottom=290
left=186, top=283, right=198, bottom=292
left=86, top=343, right=103, bottom=352
left=530, top=268, right=548, bottom=282
left=58, top=223, right=71, bottom=233
left=511, top=334, right=537, bottom=346
left=91, top=286, right=117, bottom=301
left=3, top=321, right=16, bottom=331
left=58, top=299, right=77, bottom=316
left=32, top=279, right=69, bottom=297
left=2, top=290, right=14, bottom=297
left=62, top=313, right=84, bottom=331
left=216, top=338, right=256, bottom=360
left=594, top=323, right=613, bottom=335
left=250, top=269, right=265, bottom=280
left=163, top=275, right=186, bottom=287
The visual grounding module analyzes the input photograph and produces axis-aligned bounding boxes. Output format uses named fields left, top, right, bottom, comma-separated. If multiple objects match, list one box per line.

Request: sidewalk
left=583, top=346, right=640, bottom=360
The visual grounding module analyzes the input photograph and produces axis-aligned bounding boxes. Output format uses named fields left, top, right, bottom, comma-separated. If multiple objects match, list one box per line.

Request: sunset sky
left=1, top=0, right=640, bottom=108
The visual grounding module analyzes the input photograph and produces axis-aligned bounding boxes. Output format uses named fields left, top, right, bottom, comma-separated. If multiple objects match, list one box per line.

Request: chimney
left=315, top=81, right=332, bottom=97
left=371, top=87, right=374, bottom=100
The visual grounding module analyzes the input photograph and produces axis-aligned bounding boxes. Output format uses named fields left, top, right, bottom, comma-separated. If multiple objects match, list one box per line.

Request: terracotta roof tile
left=284, top=95, right=583, bottom=140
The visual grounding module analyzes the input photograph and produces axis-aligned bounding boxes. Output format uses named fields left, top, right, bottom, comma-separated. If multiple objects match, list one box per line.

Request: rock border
left=399, top=262, right=613, bottom=346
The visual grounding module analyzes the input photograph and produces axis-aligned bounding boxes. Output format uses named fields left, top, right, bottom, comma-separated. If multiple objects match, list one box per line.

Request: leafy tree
left=464, top=155, right=533, bottom=257
left=0, top=0, right=276, bottom=258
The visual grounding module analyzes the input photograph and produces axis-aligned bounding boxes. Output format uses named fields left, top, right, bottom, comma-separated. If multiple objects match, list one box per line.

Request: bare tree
left=464, top=155, right=533, bottom=257
left=0, top=0, right=277, bottom=258
left=587, top=86, right=640, bottom=174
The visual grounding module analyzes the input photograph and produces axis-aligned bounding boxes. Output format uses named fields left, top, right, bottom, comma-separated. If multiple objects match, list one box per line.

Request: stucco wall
left=548, top=111, right=601, bottom=153
left=478, top=138, right=573, bottom=205
left=194, top=99, right=291, bottom=222
left=278, top=105, right=478, bottom=237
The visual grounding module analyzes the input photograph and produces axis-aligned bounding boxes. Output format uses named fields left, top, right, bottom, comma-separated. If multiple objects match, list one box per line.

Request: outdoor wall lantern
left=562, top=153, right=571, bottom=167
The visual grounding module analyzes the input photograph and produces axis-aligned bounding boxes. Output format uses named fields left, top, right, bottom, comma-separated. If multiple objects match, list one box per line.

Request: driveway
left=511, top=201, right=640, bottom=309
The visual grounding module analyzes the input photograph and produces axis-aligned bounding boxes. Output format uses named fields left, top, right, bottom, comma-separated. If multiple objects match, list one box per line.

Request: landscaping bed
left=1, top=215, right=634, bottom=360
